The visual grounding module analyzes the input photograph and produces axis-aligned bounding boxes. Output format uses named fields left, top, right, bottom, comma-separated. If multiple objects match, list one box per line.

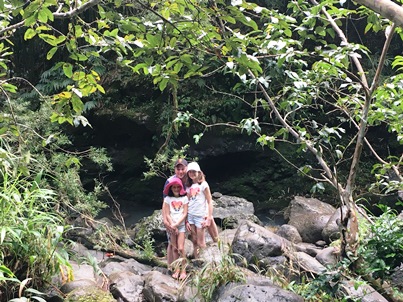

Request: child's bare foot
left=179, top=270, right=187, bottom=280
left=172, top=270, right=179, bottom=279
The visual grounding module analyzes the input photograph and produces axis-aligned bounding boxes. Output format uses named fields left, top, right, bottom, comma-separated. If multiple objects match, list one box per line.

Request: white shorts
left=187, top=213, right=205, bottom=229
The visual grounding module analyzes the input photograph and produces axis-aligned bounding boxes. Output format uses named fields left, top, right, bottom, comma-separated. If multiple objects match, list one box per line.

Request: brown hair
left=185, top=170, right=206, bottom=187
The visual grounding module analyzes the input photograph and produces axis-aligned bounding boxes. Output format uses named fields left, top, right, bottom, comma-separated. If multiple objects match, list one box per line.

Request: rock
left=212, top=194, right=262, bottom=229
left=142, top=271, right=201, bottom=302
left=213, top=282, right=304, bottom=302
left=290, top=252, right=327, bottom=275
left=258, top=255, right=288, bottom=274
left=294, top=242, right=322, bottom=257
left=231, top=221, right=292, bottom=268
left=70, top=242, right=107, bottom=262
left=340, top=280, right=389, bottom=302
left=60, top=280, right=98, bottom=295
left=199, top=242, right=226, bottom=264
left=322, top=206, right=347, bottom=243
left=315, top=246, right=339, bottom=267
left=218, top=228, right=237, bottom=246
left=100, top=257, right=152, bottom=276
left=390, top=263, right=403, bottom=291
left=108, top=271, right=144, bottom=302
left=276, top=224, right=303, bottom=243
left=284, top=196, right=336, bottom=243
left=64, top=286, right=117, bottom=302
left=131, top=209, right=166, bottom=244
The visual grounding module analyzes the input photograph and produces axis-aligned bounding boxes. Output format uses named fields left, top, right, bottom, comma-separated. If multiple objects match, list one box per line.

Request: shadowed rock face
left=74, top=108, right=402, bottom=226
left=73, top=110, right=320, bottom=215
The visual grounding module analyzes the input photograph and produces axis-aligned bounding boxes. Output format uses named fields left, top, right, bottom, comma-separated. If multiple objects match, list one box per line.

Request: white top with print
left=187, top=181, right=209, bottom=217
left=164, top=195, right=189, bottom=223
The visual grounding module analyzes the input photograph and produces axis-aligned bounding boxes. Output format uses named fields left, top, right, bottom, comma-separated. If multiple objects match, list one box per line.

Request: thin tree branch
left=0, top=0, right=100, bottom=37
left=310, top=0, right=369, bottom=89
left=53, top=0, right=100, bottom=18
left=248, top=69, right=342, bottom=192
left=369, top=23, right=396, bottom=95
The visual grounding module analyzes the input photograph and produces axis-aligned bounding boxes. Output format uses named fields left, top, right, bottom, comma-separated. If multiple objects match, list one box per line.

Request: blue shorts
left=177, top=223, right=186, bottom=233
left=166, top=223, right=186, bottom=242
left=187, top=214, right=205, bottom=229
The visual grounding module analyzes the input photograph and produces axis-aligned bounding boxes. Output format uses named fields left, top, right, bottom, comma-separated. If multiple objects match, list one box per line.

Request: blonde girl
left=185, top=161, right=215, bottom=259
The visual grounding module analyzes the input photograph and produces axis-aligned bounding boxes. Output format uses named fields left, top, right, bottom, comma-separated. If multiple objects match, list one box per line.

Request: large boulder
left=211, top=269, right=304, bottom=302
left=142, top=270, right=201, bottom=302
left=108, top=271, right=145, bottom=302
left=231, top=220, right=292, bottom=267
left=276, top=224, right=303, bottom=243
left=213, top=282, right=304, bottom=302
left=212, top=193, right=262, bottom=229
left=131, top=194, right=261, bottom=251
left=322, top=206, right=347, bottom=243
left=284, top=196, right=336, bottom=243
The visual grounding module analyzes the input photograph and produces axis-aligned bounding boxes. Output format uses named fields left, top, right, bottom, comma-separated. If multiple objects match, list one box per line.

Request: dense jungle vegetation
left=1, top=0, right=403, bottom=300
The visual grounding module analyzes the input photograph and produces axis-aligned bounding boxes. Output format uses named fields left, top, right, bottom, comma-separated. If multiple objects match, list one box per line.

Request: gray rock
left=213, top=282, right=304, bottom=302
left=322, top=206, right=347, bottom=243
left=340, top=280, right=389, bottom=302
left=60, top=280, right=98, bottom=295
left=213, top=194, right=262, bottom=229
left=294, top=242, right=322, bottom=257
left=284, top=196, right=336, bottom=243
left=109, top=271, right=144, bottom=302
left=142, top=271, right=201, bottom=302
left=100, top=257, right=152, bottom=276
left=390, top=263, right=403, bottom=291
left=232, top=221, right=292, bottom=268
left=219, top=228, right=237, bottom=246
left=315, top=246, right=339, bottom=267
left=276, top=224, right=302, bottom=243
left=290, top=252, right=326, bottom=275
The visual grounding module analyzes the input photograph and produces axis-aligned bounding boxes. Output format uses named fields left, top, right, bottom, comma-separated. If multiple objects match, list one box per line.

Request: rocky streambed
left=45, top=194, right=402, bottom=302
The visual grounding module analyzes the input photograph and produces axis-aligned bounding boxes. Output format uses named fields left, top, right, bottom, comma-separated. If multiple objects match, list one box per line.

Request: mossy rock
left=64, top=286, right=116, bottom=302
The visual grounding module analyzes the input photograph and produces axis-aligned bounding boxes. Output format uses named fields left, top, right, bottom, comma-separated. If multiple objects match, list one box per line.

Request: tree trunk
left=354, top=0, right=403, bottom=28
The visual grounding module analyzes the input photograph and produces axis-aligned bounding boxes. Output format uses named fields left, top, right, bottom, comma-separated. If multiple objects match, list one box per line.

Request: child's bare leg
left=194, top=227, right=206, bottom=259
left=177, top=232, right=187, bottom=279
left=170, top=232, right=180, bottom=278
left=207, top=219, right=219, bottom=242
left=190, top=224, right=198, bottom=258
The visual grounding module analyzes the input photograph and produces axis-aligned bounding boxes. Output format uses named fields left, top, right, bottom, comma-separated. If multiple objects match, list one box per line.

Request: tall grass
left=0, top=149, right=71, bottom=301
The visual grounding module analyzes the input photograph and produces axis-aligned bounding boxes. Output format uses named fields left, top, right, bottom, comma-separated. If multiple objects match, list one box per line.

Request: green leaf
left=158, top=77, right=169, bottom=91
left=24, top=28, right=36, bottom=40
left=46, top=47, right=58, bottom=60
left=69, top=53, right=88, bottom=61
left=24, top=15, right=37, bottom=27
left=38, top=33, right=57, bottom=46
left=96, top=84, right=105, bottom=94
left=63, top=63, right=73, bottom=78
left=132, top=63, right=148, bottom=74
left=1, top=83, right=17, bottom=93
left=38, top=8, right=48, bottom=23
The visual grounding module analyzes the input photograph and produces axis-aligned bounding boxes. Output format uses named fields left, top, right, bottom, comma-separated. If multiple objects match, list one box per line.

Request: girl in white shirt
left=185, top=161, right=215, bottom=259
left=163, top=177, right=189, bottom=280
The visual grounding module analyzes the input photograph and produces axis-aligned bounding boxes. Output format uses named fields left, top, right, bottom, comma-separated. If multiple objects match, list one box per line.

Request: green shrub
left=358, top=205, right=403, bottom=280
